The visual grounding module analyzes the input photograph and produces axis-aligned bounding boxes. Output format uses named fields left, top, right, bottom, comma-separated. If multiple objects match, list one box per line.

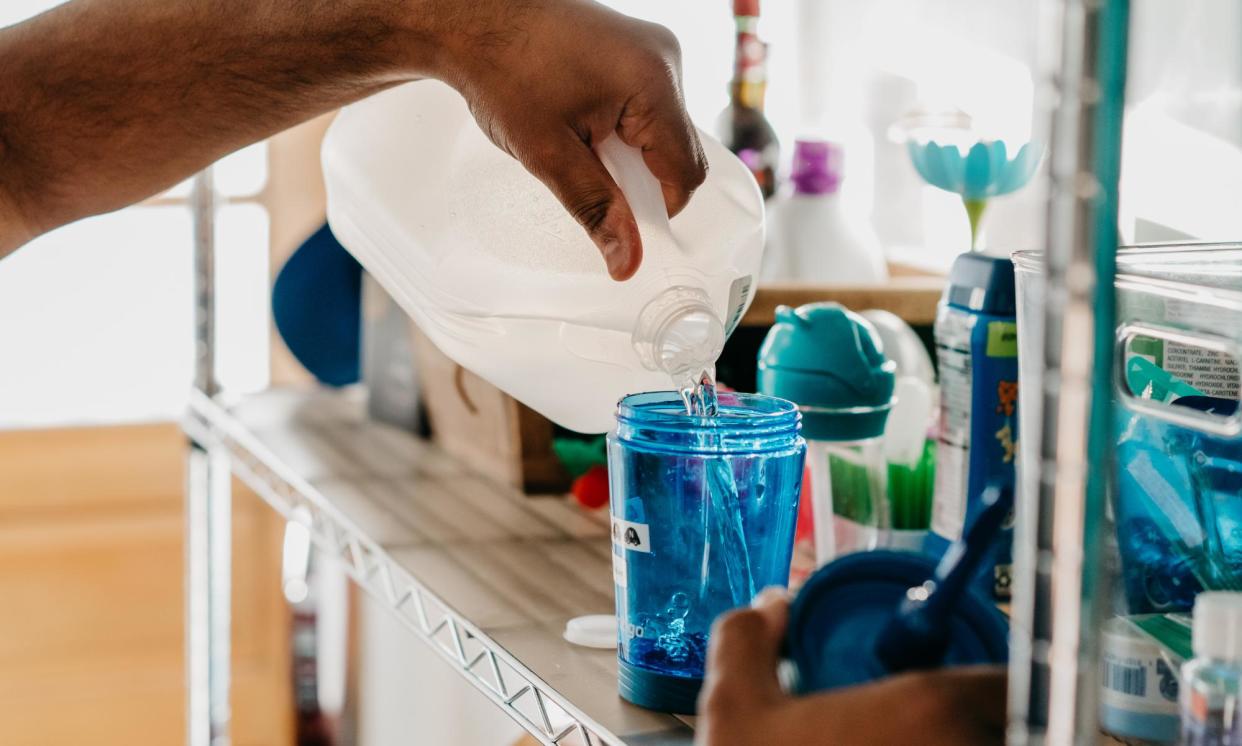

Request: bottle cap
left=734, top=0, right=760, bottom=18
left=1193, top=592, right=1242, bottom=660
left=563, top=614, right=618, bottom=649
left=633, top=286, right=725, bottom=382
left=949, top=252, right=1016, bottom=316
left=757, top=303, right=895, bottom=441
left=790, top=139, right=843, bottom=196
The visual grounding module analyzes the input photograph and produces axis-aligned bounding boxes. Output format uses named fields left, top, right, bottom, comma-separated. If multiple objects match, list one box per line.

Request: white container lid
left=563, top=615, right=617, bottom=650
left=1193, top=592, right=1242, bottom=660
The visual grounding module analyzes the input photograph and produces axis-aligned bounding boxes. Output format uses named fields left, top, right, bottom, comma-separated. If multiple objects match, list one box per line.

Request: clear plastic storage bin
left=1015, top=243, right=1242, bottom=743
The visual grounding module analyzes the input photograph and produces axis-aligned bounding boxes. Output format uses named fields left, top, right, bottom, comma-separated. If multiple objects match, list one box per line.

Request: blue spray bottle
left=925, top=252, right=1019, bottom=600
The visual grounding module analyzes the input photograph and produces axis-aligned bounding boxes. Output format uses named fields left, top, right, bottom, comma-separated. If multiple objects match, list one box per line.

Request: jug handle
left=595, top=136, right=678, bottom=251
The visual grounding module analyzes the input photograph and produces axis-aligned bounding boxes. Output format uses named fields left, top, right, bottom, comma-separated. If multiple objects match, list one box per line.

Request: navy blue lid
left=945, top=252, right=1016, bottom=316
left=787, top=485, right=1014, bottom=693
left=786, top=551, right=1009, bottom=693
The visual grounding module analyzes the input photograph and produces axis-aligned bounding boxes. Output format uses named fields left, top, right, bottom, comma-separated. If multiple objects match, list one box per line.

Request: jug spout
left=633, top=285, right=725, bottom=385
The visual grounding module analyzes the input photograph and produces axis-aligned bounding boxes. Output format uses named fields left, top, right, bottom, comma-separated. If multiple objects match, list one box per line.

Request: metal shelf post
left=1008, top=1, right=1129, bottom=744
left=187, top=168, right=233, bottom=746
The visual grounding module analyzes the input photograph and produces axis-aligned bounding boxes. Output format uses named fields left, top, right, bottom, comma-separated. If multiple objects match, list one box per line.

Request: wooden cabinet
left=0, top=424, right=292, bottom=746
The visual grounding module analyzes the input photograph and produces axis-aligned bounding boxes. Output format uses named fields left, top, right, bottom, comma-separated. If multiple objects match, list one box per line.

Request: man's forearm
left=0, top=0, right=706, bottom=277
left=0, top=0, right=452, bottom=254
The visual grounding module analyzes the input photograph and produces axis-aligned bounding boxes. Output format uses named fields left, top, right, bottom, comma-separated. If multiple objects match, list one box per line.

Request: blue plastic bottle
left=925, top=253, right=1019, bottom=600
left=607, top=391, right=805, bottom=714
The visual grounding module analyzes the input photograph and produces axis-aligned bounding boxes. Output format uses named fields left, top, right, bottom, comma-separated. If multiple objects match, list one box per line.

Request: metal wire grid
left=184, top=391, right=623, bottom=746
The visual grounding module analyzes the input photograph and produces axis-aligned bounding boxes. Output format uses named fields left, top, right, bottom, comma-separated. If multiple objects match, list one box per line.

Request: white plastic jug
left=323, top=81, right=765, bottom=433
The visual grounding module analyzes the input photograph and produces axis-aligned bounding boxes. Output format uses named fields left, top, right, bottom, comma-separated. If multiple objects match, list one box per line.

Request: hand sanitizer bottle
left=1180, top=592, right=1242, bottom=745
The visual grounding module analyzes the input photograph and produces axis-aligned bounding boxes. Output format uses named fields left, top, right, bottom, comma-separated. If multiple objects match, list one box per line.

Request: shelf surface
left=184, top=387, right=693, bottom=746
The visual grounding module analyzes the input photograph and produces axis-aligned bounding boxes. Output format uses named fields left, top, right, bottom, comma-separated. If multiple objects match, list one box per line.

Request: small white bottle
left=1179, top=592, right=1242, bottom=745
left=762, top=139, right=887, bottom=284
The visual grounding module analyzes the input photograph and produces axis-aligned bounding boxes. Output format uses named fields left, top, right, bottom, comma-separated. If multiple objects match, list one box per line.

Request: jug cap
left=757, top=303, right=895, bottom=441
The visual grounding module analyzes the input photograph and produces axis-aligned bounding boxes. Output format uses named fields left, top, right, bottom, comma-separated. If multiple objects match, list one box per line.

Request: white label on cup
left=612, top=546, right=628, bottom=588
left=611, top=517, right=651, bottom=554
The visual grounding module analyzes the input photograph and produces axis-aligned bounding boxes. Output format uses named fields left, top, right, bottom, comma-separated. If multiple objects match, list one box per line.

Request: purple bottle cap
left=791, top=139, right=843, bottom=195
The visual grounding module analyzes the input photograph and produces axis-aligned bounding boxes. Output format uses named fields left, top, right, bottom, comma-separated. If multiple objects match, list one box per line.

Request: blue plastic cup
left=607, top=391, right=806, bottom=713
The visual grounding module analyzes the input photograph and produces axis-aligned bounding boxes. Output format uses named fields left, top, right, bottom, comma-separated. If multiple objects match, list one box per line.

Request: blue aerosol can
left=924, top=252, right=1018, bottom=601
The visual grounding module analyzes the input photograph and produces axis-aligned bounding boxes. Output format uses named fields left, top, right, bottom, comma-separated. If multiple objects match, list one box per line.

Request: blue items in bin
left=1127, top=356, right=1203, bottom=403
left=608, top=391, right=806, bottom=714
left=1174, top=395, right=1241, bottom=417
left=1115, top=396, right=1242, bottom=614
left=788, top=484, right=1011, bottom=692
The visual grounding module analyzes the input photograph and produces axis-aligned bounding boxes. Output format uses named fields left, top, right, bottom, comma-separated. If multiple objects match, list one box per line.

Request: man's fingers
left=618, top=87, right=708, bottom=218
left=699, top=590, right=790, bottom=715
left=932, top=666, right=1009, bottom=736
left=518, top=132, right=642, bottom=281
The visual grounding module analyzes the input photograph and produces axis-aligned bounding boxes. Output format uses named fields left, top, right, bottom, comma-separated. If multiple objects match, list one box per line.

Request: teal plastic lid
left=757, top=303, right=896, bottom=441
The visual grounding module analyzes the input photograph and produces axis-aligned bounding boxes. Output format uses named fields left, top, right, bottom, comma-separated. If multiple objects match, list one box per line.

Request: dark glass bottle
left=717, top=0, right=779, bottom=199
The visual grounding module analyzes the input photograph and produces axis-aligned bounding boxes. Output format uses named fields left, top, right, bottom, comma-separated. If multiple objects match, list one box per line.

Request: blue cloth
left=271, top=223, right=362, bottom=386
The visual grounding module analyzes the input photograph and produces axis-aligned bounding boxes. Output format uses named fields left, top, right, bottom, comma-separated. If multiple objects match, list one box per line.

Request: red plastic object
left=572, top=465, right=611, bottom=510
left=794, top=463, right=814, bottom=542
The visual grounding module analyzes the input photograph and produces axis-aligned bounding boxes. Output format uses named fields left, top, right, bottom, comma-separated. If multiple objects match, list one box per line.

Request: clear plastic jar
left=805, top=432, right=889, bottom=564
left=607, top=391, right=805, bottom=714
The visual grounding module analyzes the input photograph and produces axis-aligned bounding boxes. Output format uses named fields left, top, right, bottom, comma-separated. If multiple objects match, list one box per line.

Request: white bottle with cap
left=322, top=81, right=765, bottom=434
left=761, top=139, right=887, bottom=284
left=1179, top=592, right=1242, bottom=745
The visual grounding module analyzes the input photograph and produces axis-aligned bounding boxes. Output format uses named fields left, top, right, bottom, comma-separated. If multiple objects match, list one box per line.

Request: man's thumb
left=521, top=136, right=642, bottom=281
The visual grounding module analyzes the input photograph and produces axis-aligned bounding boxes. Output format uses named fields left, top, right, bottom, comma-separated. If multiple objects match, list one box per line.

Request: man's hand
left=696, top=590, right=1008, bottom=746
left=435, top=1, right=707, bottom=280
left=0, top=0, right=707, bottom=277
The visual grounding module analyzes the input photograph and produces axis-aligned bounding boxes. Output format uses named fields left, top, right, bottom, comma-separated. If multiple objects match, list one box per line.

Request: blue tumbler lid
left=945, top=252, right=1016, bottom=316
left=787, top=485, right=1014, bottom=693
left=757, top=303, right=896, bottom=441
left=786, top=551, right=1009, bottom=693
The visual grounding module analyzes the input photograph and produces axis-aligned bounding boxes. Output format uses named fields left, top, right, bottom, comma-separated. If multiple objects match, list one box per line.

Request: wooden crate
left=409, top=326, right=571, bottom=495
